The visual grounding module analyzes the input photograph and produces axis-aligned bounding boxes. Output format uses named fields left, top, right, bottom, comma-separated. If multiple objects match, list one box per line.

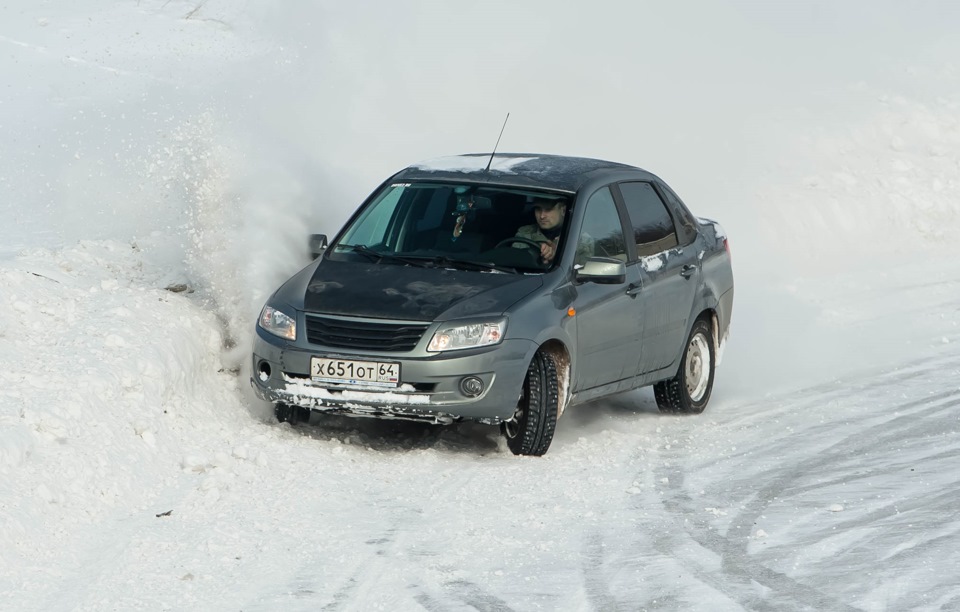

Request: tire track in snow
left=652, top=467, right=861, bottom=612
left=650, top=351, right=960, bottom=610
left=715, top=350, right=959, bottom=430
left=726, top=391, right=960, bottom=610
left=265, top=452, right=517, bottom=611
left=580, top=530, right=634, bottom=612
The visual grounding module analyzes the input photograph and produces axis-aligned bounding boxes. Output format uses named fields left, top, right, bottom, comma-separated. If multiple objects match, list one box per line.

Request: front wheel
left=501, top=351, right=560, bottom=456
left=654, top=318, right=715, bottom=414
left=275, top=403, right=311, bottom=425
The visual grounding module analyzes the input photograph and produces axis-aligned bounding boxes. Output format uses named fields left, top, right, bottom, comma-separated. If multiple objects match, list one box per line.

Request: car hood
left=298, top=260, right=543, bottom=322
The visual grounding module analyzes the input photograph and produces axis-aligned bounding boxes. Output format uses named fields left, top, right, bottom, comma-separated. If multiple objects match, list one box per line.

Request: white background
left=2, top=1, right=959, bottom=610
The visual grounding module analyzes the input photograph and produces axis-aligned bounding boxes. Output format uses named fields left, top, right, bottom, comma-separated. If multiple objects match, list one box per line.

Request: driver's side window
left=577, top=187, right=627, bottom=264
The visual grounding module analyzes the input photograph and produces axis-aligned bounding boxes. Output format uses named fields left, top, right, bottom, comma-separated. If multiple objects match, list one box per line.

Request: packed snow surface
left=2, top=1, right=960, bottom=611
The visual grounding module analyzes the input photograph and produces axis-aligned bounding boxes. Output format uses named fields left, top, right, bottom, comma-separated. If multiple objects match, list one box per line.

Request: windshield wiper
left=417, top=255, right=519, bottom=274
left=339, top=244, right=433, bottom=268
left=339, top=245, right=518, bottom=273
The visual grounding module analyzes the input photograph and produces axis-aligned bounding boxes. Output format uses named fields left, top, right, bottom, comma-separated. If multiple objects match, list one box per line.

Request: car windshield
left=328, top=182, right=572, bottom=273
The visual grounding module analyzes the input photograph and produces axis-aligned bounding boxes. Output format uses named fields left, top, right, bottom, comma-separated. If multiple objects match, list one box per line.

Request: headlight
left=427, top=319, right=505, bottom=352
left=258, top=305, right=296, bottom=341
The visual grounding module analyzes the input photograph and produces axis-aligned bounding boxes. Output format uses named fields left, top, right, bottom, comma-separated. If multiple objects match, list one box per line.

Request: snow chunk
left=641, top=254, right=665, bottom=272
left=829, top=504, right=845, bottom=512
left=281, top=374, right=430, bottom=405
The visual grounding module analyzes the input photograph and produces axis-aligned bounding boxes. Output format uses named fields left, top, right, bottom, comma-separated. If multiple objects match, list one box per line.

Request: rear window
left=618, top=182, right=679, bottom=257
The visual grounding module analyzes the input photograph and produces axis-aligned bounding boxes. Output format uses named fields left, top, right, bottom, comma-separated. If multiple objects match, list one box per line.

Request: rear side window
left=618, top=182, right=679, bottom=257
left=656, top=181, right=698, bottom=246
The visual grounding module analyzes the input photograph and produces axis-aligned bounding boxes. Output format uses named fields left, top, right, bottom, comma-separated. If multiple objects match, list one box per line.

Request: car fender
left=500, top=283, right=578, bottom=414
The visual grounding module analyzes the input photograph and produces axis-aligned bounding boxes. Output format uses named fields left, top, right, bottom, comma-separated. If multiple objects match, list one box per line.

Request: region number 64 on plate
left=310, top=357, right=400, bottom=387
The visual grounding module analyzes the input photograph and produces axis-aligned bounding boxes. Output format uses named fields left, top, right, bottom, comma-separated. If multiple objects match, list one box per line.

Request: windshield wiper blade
left=426, top=255, right=519, bottom=274
left=340, top=244, right=433, bottom=268
left=339, top=244, right=380, bottom=261
left=340, top=246, right=518, bottom=273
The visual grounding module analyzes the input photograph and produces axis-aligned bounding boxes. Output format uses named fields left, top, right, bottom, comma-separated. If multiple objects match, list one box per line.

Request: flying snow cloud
left=1, top=0, right=958, bottom=383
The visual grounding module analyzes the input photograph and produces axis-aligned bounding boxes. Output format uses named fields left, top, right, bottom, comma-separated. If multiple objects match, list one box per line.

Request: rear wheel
left=501, top=351, right=559, bottom=456
left=274, top=403, right=311, bottom=425
left=654, top=318, right=715, bottom=414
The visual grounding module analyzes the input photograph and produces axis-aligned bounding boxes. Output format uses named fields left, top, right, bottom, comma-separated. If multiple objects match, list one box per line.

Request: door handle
left=625, top=282, right=642, bottom=297
left=680, top=264, right=697, bottom=279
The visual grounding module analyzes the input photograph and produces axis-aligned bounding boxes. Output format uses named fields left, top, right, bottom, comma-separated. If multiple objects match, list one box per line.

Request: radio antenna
left=484, top=112, right=510, bottom=173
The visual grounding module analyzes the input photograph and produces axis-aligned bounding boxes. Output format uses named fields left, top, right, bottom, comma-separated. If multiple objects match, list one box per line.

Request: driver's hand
left=540, top=240, right=557, bottom=263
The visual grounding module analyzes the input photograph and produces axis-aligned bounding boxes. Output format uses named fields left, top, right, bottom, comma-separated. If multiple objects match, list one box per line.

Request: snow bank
left=0, top=239, right=245, bottom=575
left=731, top=92, right=960, bottom=273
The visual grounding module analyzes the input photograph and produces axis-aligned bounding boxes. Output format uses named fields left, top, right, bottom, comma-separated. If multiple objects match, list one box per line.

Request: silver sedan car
left=251, top=153, right=734, bottom=456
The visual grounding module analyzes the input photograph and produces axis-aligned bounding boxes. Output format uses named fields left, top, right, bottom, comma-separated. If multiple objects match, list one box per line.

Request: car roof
left=392, top=153, right=653, bottom=193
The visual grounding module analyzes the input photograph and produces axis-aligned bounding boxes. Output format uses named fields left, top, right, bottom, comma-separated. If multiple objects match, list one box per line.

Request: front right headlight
left=427, top=319, right=505, bottom=352
left=258, top=305, right=296, bottom=341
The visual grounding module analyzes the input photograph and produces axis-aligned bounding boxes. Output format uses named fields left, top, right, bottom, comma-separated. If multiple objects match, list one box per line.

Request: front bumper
left=251, top=330, right=536, bottom=425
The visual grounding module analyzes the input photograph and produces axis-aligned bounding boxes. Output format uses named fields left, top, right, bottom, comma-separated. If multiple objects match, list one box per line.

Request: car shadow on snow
left=281, top=412, right=506, bottom=455
left=271, top=389, right=671, bottom=456
left=552, top=388, right=663, bottom=442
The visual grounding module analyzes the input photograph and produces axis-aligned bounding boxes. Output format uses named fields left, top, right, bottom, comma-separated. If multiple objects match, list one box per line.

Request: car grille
left=304, top=315, right=429, bottom=352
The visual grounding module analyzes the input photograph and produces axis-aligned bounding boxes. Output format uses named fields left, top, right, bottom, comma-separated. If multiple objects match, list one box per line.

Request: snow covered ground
left=2, top=1, right=959, bottom=610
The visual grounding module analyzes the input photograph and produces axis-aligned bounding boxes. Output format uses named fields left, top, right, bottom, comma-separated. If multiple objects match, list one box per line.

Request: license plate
left=310, top=357, right=400, bottom=388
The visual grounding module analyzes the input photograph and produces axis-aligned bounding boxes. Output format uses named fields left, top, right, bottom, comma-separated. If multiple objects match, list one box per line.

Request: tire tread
left=507, top=351, right=559, bottom=456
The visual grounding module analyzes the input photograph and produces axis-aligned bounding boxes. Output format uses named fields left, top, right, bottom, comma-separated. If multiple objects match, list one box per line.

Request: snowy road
left=2, top=244, right=958, bottom=611
left=3, top=1, right=960, bottom=610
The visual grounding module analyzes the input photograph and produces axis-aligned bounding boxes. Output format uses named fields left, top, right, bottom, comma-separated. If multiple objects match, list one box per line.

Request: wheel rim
left=504, top=387, right=528, bottom=439
left=685, top=332, right=711, bottom=402
left=504, top=410, right=521, bottom=438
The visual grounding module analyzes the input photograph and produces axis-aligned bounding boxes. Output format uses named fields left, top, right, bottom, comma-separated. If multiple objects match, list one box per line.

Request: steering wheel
left=495, top=237, right=542, bottom=251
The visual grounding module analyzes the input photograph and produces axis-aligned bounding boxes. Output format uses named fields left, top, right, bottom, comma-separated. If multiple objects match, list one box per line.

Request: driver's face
left=534, top=203, right=565, bottom=231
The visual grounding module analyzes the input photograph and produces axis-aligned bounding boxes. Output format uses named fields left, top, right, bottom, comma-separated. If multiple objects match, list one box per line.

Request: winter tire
left=654, top=318, right=715, bottom=414
left=501, top=350, right=560, bottom=456
left=275, top=403, right=310, bottom=425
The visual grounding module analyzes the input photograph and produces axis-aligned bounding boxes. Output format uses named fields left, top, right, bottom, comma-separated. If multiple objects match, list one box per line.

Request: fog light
left=460, top=376, right=484, bottom=397
left=258, top=361, right=272, bottom=382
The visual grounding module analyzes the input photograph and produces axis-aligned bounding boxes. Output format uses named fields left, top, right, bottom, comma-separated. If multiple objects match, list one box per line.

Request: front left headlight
left=258, top=305, right=296, bottom=341
left=427, top=319, right=506, bottom=352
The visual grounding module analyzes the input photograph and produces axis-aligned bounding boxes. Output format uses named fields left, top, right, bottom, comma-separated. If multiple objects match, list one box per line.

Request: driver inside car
left=514, top=197, right=593, bottom=266
left=513, top=197, right=568, bottom=264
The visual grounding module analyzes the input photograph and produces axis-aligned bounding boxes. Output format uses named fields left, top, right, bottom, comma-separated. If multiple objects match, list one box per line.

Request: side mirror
left=575, top=257, right=626, bottom=284
left=308, top=234, right=328, bottom=260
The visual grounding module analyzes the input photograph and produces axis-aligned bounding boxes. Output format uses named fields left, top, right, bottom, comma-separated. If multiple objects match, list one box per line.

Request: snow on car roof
left=396, top=153, right=643, bottom=192
left=411, top=154, right=539, bottom=173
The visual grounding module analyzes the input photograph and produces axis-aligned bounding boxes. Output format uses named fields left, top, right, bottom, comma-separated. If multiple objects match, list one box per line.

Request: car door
left=615, top=181, right=700, bottom=375
left=570, top=185, right=643, bottom=391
